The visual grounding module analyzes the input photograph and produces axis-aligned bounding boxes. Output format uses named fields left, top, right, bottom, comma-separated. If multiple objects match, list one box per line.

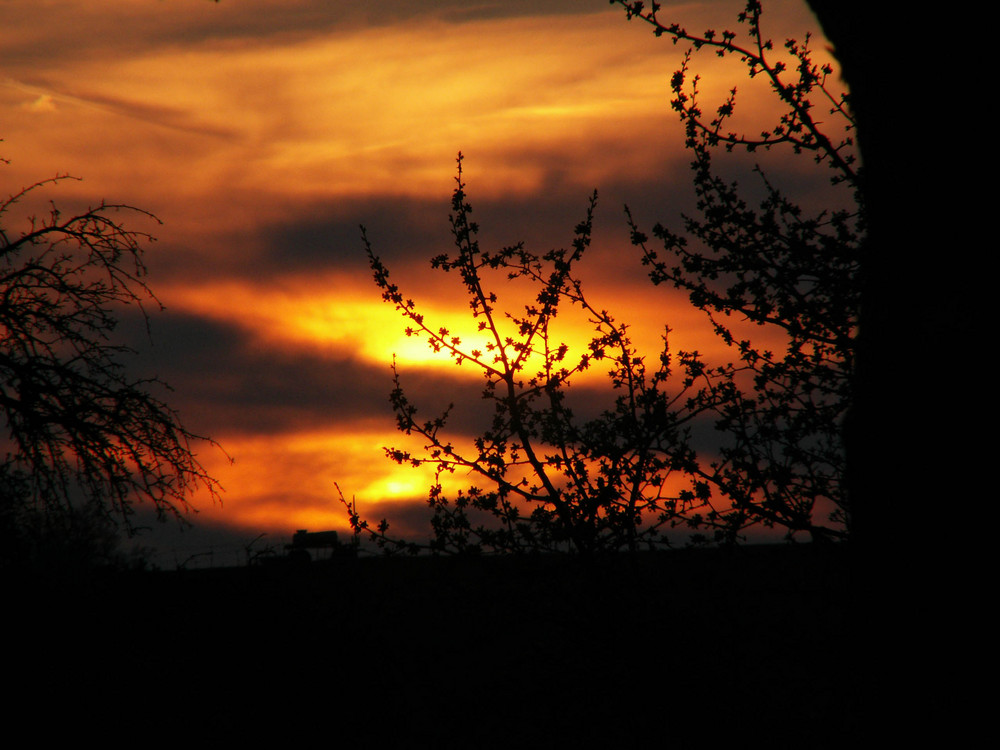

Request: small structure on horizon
left=285, top=529, right=357, bottom=562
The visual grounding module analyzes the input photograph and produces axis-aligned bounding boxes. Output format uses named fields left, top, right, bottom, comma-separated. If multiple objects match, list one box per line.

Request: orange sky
left=1, top=0, right=847, bottom=563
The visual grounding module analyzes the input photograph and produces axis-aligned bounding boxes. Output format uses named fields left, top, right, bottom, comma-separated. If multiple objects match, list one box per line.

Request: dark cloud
left=257, top=194, right=448, bottom=273
left=115, top=306, right=493, bottom=436
left=147, top=132, right=840, bottom=290
left=144, top=193, right=453, bottom=285
left=177, top=0, right=611, bottom=41
left=166, top=159, right=699, bottom=286
left=1, top=1, right=610, bottom=70
left=141, top=121, right=840, bottom=293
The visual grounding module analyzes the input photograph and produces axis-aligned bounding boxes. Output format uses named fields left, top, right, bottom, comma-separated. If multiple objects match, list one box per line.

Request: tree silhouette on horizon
left=0, top=167, right=223, bottom=570
left=346, top=1, right=863, bottom=552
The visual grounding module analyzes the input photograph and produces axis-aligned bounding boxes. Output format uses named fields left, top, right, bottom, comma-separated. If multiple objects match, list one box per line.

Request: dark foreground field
left=11, top=544, right=861, bottom=744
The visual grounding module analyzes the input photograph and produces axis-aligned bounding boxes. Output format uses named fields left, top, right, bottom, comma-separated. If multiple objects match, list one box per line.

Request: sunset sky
left=2, top=0, right=846, bottom=565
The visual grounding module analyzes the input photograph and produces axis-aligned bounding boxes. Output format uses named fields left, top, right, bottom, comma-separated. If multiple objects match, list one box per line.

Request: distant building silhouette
left=285, top=529, right=356, bottom=562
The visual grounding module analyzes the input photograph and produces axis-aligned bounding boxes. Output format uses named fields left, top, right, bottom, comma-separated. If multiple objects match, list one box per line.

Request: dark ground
left=10, top=544, right=861, bottom=745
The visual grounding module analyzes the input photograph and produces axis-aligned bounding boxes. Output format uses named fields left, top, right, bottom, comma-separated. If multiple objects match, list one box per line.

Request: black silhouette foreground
left=11, top=541, right=855, bottom=743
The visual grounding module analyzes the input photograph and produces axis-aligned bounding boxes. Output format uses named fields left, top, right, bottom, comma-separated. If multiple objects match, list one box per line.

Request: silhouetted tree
left=612, top=0, right=861, bottom=542
left=1, top=167, right=222, bottom=567
left=352, top=156, right=711, bottom=555
left=348, top=1, right=861, bottom=551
